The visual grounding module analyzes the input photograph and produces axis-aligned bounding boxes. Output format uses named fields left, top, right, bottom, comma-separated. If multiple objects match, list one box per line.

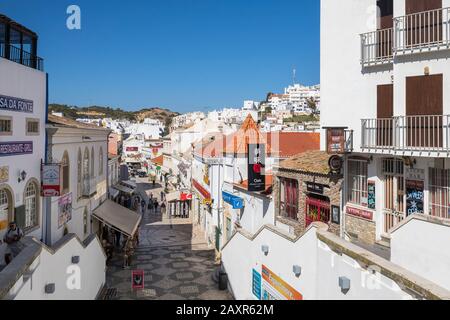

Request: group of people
left=101, top=225, right=139, bottom=269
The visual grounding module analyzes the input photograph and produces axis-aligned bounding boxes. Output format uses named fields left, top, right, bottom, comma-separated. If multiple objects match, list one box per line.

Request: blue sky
left=1, top=0, right=320, bottom=113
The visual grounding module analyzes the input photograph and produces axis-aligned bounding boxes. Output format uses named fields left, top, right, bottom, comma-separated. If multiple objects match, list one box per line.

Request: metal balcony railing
left=394, top=7, right=450, bottom=54
left=361, top=28, right=394, bottom=66
left=361, top=115, right=450, bottom=153
left=0, top=44, right=44, bottom=71
left=344, top=129, right=354, bottom=153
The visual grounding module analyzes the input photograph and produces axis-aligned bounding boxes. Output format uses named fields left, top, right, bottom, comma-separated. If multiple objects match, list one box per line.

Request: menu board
left=406, top=180, right=424, bottom=217
left=368, top=181, right=376, bottom=210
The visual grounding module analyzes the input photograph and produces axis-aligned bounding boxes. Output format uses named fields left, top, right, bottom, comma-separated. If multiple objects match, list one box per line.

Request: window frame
left=0, top=116, right=13, bottom=136
left=347, top=158, right=369, bottom=207
left=23, top=180, right=39, bottom=232
left=26, top=117, right=40, bottom=136
left=279, top=177, right=299, bottom=221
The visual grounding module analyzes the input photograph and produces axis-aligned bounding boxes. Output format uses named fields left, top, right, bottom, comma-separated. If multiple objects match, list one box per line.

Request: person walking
left=141, top=199, right=146, bottom=215
left=153, top=198, right=159, bottom=214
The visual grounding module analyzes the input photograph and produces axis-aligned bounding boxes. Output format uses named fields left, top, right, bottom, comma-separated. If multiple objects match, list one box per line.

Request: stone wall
left=274, top=169, right=342, bottom=237
left=345, top=214, right=376, bottom=245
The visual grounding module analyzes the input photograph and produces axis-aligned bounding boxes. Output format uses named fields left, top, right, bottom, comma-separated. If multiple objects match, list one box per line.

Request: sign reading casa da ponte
left=0, top=94, right=33, bottom=113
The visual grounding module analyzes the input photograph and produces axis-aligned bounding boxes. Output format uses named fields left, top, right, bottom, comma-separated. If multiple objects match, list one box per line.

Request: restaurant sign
left=0, top=94, right=33, bottom=113
left=0, top=141, right=33, bottom=157
left=346, top=206, right=373, bottom=221
left=326, top=128, right=345, bottom=154
left=41, top=164, right=62, bottom=197
left=247, top=144, right=266, bottom=192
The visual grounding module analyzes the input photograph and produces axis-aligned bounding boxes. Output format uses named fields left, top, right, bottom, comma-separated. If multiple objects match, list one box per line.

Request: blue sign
left=222, top=191, right=244, bottom=209
left=0, top=95, right=33, bottom=113
left=252, top=269, right=262, bottom=300
left=0, top=142, right=33, bottom=157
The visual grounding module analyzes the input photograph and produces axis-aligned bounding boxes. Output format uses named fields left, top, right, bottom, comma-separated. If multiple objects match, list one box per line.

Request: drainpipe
left=43, top=73, right=51, bottom=245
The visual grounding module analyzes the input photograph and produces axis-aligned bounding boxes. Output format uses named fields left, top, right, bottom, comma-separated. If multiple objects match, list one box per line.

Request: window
left=0, top=116, right=12, bottom=135
left=90, top=147, right=95, bottom=178
left=62, top=151, right=70, bottom=194
left=382, top=158, right=404, bottom=212
left=24, top=182, right=38, bottom=230
left=429, top=168, right=450, bottom=219
left=83, top=207, right=88, bottom=234
left=99, top=147, right=104, bottom=176
left=280, top=178, right=299, bottom=220
left=0, top=188, right=10, bottom=223
left=26, top=118, right=39, bottom=135
left=77, top=148, right=82, bottom=198
left=83, top=148, right=90, bottom=195
left=347, top=159, right=369, bottom=206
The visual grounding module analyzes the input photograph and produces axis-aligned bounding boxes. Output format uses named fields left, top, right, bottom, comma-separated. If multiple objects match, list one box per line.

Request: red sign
left=346, top=206, right=373, bottom=220
left=327, top=128, right=345, bottom=154
left=41, top=164, right=62, bottom=197
left=132, top=270, right=145, bottom=290
left=180, top=193, right=193, bottom=201
left=193, top=179, right=211, bottom=201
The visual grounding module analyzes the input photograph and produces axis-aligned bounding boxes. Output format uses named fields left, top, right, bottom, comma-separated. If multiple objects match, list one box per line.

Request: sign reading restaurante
left=0, top=141, right=33, bottom=157
left=0, top=94, right=33, bottom=113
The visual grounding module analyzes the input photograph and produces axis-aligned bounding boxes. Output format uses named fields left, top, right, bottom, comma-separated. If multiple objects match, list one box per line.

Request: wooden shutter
left=406, top=0, right=442, bottom=14
left=406, top=74, right=443, bottom=148
left=405, top=0, right=442, bottom=47
left=378, top=0, right=394, bottom=29
left=377, top=84, right=393, bottom=146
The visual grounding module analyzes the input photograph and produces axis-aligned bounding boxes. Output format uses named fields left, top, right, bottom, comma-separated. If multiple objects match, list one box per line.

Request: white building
left=125, top=118, right=164, bottom=140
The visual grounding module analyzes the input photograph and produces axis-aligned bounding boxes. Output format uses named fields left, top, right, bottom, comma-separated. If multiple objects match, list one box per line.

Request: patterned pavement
left=104, top=179, right=232, bottom=300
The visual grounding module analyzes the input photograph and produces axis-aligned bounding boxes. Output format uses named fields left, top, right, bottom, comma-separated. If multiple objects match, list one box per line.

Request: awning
left=121, top=180, right=137, bottom=189
left=114, top=184, right=135, bottom=195
left=166, top=191, right=181, bottom=202
left=109, top=187, right=120, bottom=199
left=93, top=200, right=142, bottom=237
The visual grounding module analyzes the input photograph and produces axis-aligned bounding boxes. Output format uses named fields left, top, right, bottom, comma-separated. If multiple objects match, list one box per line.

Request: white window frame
left=24, top=181, right=39, bottom=231
left=429, top=167, right=450, bottom=219
left=347, top=159, right=369, bottom=207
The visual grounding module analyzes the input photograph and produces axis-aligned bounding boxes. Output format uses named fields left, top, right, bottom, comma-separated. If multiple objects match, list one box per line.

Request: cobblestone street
left=104, top=179, right=232, bottom=300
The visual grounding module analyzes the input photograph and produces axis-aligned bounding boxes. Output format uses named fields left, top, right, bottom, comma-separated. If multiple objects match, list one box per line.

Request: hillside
left=48, top=104, right=180, bottom=126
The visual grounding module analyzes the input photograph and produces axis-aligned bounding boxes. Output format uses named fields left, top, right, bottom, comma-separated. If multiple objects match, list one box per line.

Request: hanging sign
left=326, top=128, right=345, bottom=154
left=248, top=144, right=266, bottom=192
left=41, top=164, right=62, bottom=197
left=406, top=180, right=424, bottom=217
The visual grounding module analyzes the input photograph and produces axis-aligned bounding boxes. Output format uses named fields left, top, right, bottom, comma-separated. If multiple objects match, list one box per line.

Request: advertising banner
left=58, top=193, right=73, bottom=228
left=247, top=144, right=266, bottom=192
left=261, top=265, right=303, bottom=300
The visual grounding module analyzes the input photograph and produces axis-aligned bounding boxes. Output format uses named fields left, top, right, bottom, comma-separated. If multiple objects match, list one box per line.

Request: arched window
left=83, top=207, right=88, bottom=234
left=99, top=147, right=104, bottom=176
left=24, top=181, right=38, bottom=230
left=83, top=148, right=90, bottom=195
left=77, top=148, right=82, bottom=198
left=62, top=151, right=70, bottom=194
left=91, top=147, right=95, bottom=178
left=0, top=188, right=11, bottom=224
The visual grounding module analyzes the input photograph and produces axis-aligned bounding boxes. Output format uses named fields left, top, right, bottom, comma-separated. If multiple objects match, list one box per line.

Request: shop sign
left=346, top=206, right=373, bottom=220
left=58, top=193, right=73, bottom=228
left=222, top=191, right=244, bottom=210
left=248, top=144, right=266, bottom=192
left=0, top=94, right=33, bottom=113
left=406, top=180, right=424, bottom=217
left=41, top=163, right=62, bottom=197
left=0, top=166, right=9, bottom=183
left=0, top=141, right=33, bottom=157
left=328, top=155, right=343, bottom=173
left=132, top=270, right=145, bottom=290
left=405, top=168, right=425, bottom=181
left=252, top=269, right=262, bottom=300
left=326, top=128, right=345, bottom=154
left=306, top=182, right=325, bottom=195
left=261, top=265, right=303, bottom=300
left=368, top=181, right=376, bottom=210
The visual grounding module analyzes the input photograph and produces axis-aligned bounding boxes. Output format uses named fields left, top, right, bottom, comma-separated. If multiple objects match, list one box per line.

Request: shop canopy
left=93, top=200, right=142, bottom=238
left=113, top=184, right=135, bottom=195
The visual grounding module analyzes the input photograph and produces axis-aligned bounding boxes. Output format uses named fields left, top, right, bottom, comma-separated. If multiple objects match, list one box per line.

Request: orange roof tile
left=265, top=132, right=320, bottom=158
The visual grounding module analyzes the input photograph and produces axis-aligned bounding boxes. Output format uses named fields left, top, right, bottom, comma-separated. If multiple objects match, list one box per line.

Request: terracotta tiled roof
left=264, top=132, right=320, bottom=158
left=278, top=150, right=333, bottom=175
left=194, top=135, right=226, bottom=159
left=151, top=155, right=164, bottom=166
left=47, top=114, right=110, bottom=131
left=223, top=115, right=271, bottom=155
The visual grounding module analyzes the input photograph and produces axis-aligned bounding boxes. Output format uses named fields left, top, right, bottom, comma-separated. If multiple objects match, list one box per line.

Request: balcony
left=360, top=28, right=394, bottom=66
left=361, top=115, right=450, bottom=155
left=0, top=44, right=44, bottom=71
left=394, top=7, right=450, bottom=55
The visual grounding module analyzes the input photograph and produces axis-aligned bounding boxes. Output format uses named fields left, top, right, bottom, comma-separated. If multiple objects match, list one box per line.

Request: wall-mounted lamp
left=261, top=245, right=269, bottom=256
left=18, top=170, right=27, bottom=183
left=293, top=265, right=302, bottom=277
left=45, top=283, right=56, bottom=294
left=339, top=276, right=351, bottom=294
left=72, top=256, right=80, bottom=264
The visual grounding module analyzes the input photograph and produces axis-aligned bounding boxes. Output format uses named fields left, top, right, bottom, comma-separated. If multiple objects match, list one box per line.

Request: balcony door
left=405, top=0, right=442, bottom=47
left=377, top=0, right=393, bottom=59
left=406, top=74, right=443, bottom=148
left=377, top=84, right=393, bottom=147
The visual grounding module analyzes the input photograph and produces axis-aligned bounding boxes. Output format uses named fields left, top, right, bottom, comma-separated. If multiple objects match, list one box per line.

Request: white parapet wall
left=222, top=223, right=450, bottom=300
left=390, top=215, right=450, bottom=293
left=0, top=234, right=106, bottom=300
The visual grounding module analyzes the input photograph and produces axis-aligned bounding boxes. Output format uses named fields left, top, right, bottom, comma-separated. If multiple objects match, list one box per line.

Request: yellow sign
left=0, top=220, right=8, bottom=231
left=0, top=166, right=8, bottom=183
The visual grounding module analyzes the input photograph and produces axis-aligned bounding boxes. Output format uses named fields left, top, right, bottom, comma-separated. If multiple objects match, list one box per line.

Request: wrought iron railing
left=0, top=44, right=44, bottom=71
left=361, top=28, right=394, bottom=66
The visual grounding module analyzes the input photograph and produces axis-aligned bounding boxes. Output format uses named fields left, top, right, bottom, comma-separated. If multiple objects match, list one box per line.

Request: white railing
left=394, top=7, right=450, bottom=54
left=361, top=115, right=450, bottom=153
left=361, top=28, right=394, bottom=65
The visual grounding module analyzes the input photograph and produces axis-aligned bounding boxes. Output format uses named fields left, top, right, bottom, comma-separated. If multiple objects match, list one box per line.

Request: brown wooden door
left=406, top=74, right=443, bottom=148
left=405, top=0, right=442, bottom=47
left=378, top=0, right=393, bottom=29
left=377, top=84, right=394, bottom=146
left=377, top=0, right=393, bottom=59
